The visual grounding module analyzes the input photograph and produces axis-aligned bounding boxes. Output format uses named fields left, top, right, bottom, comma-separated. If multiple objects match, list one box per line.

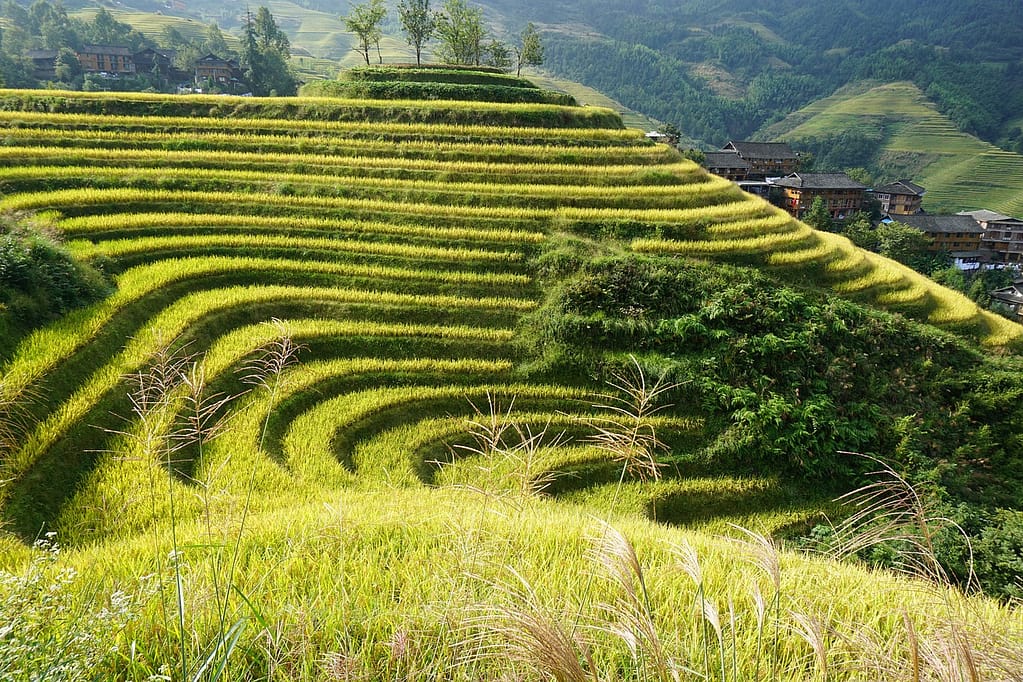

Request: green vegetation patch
left=301, top=79, right=576, bottom=105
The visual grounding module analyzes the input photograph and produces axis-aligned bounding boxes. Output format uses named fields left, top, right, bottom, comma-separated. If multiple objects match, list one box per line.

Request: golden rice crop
left=632, top=222, right=815, bottom=255
left=0, top=257, right=536, bottom=403
left=0, top=281, right=536, bottom=494
left=68, top=233, right=524, bottom=264
left=0, top=146, right=699, bottom=185
left=0, top=188, right=553, bottom=222
left=0, top=164, right=726, bottom=204
left=0, top=109, right=639, bottom=142
left=0, top=128, right=679, bottom=163
left=58, top=212, right=547, bottom=245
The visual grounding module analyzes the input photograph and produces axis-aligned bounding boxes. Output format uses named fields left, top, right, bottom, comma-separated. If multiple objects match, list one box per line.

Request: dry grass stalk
left=455, top=392, right=568, bottom=499
left=462, top=567, right=596, bottom=682
left=590, top=521, right=679, bottom=682
left=789, top=609, right=830, bottom=681
left=829, top=453, right=973, bottom=588
left=586, top=355, right=677, bottom=483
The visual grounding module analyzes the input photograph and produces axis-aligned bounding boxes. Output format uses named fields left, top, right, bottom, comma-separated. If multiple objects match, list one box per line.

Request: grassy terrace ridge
left=1, top=82, right=1022, bottom=680
left=0, top=89, right=623, bottom=128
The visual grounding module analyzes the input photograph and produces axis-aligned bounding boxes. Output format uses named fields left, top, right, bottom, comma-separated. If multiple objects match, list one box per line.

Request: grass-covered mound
left=304, top=64, right=577, bottom=105
left=522, top=248, right=1023, bottom=594
left=0, top=79, right=1021, bottom=677
left=0, top=212, right=110, bottom=359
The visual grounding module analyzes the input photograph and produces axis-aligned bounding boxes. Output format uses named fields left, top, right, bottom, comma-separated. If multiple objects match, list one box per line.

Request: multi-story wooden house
left=194, top=53, right=243, bottom=85
left=959, top=209, right=1023, bottom=265
left=769, top=172, right=867, bottom=220
left=720, top=141, right=799, bottom=179
left=76, top=45, right=135, bottom=74
left=891, top=214, right=984, bottom=269
left=703, top=151, right=750, bottom=181
left=873, top=180, right=926, bottom=215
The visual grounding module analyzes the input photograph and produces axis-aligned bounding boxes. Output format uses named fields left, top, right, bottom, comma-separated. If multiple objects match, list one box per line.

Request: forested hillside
left=487, top=0, right=1023, bottom=146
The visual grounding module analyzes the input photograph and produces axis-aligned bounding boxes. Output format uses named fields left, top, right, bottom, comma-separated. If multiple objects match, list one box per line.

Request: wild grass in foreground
left=2, top=357, right=1021, bottom=680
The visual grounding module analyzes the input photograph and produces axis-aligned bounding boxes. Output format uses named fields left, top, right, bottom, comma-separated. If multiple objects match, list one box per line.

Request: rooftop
left=722, top=141, right=798, bottom=160
left=704, top=152, right=750, bottom=168
left=770, top=172, right=867, bottom=190
left=892, top=214, right=983, bottom=234
left=874, top=179, right=926, bottom=196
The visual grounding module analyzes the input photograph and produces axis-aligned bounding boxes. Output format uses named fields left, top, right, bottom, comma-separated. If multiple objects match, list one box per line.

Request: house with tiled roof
left=703, top=151, right=750, bottom=181
left=76, top=45, right=135, bottom=74
left=873, top=180, right=925, bottom=215
left=890, top=214, right=984, bottom=270
left=769, top=172, right=867, bottom=219
left=958, top=209, right=1023, bottom=265
left=721, top=141, right=800, bottom=179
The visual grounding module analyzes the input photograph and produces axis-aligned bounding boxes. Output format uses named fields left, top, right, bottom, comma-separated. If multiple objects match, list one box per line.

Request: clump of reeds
left=586, top=355, right=677, bottom=484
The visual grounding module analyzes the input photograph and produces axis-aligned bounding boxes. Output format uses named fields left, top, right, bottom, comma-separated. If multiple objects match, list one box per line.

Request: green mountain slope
left=764, top=81, right=1023, bottom=215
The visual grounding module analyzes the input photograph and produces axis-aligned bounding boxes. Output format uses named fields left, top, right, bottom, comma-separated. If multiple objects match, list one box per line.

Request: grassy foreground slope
left=764, top=81, right=1023, bottom=215
left=0, top=82, right=1021, bottom=678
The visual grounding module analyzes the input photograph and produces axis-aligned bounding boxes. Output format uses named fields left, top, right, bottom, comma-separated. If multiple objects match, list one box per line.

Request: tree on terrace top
left=435, top=0, right=484, bottom=65
left=344, top=0, right=387, bottom=66
left=397, top=0, right=435, bottom=66
left=514, top=22, right=543, bottom=76
left=240, top=7, right=297, bottom=96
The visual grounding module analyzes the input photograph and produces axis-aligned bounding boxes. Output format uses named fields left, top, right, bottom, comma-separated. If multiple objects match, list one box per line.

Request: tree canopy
left=397, top=0, right=435, bottom=66
left=435, top=0, right=484, bottom=66
left=241, top=7, right=297, bottom=96
left=515, top=22, right=543, bottom=76
left=344, top=0, right=387, bottom=66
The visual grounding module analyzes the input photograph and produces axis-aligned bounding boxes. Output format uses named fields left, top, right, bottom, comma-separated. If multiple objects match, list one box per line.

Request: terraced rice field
left=0, top=90, right=1016, bottom=529
left=769, top=81, right=1023, bottom=216
left=0, top=87, right=1020, bottom=678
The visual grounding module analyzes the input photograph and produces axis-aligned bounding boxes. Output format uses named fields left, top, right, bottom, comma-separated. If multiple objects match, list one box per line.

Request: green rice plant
left=67, top=234, right=523, bottom=266
left=0, top=110, right=635, bottom=141
left=0, top=146, right=699, bottom=186
left=58, top=212, right=546, bottom=246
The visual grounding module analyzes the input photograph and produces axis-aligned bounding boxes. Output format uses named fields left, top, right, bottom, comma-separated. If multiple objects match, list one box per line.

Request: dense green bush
left=520, top=248, right=1023, bottom=596
left=302, top=80, right=576, bottom=106
left=0, top=215, right=110, bottom=356
left=342, top=66, right=539, bottom=89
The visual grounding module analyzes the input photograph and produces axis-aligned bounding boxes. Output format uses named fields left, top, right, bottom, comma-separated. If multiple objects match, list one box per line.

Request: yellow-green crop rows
left=0, top=87, right=1019, bottom=679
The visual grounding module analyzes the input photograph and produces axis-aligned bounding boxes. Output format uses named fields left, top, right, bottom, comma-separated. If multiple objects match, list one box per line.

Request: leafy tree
left=876, top=221, right=942, bottom=271
left=802, top=195, right=834, bottom=232
left=482, top=38, right=511, bottom=71
left=435, top=0, right=484, bottom=66
left=842, top=212, right=879, bottom=251
left=514, top=22, right=543, bottom=76
left=53, top=46, right=79, bottom=83
left=344, top=0, right=386, bottom=66
left=241, top=7, right=297, bottom=96
left=397, top=0, right=435, bottom=66
left=202, top=22, right=233, bottom=58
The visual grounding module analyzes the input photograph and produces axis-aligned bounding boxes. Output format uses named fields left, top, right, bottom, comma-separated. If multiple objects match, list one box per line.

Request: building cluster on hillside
left=695, top=138, right=1023, bottom=316
left=26, top=46, right=243, bottom=91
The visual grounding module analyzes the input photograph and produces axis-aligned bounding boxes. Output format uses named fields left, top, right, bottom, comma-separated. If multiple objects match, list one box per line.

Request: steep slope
left=0, top=81, right=1021, bottom=676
